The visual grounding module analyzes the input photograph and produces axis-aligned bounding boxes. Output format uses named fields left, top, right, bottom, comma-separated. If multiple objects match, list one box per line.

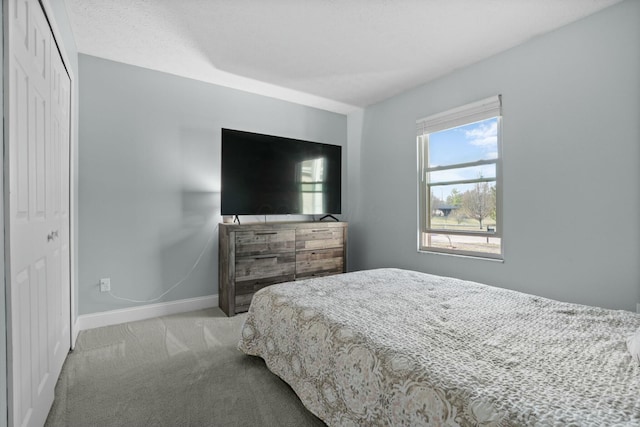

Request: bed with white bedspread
left=238, top=268, right=640, bottom=426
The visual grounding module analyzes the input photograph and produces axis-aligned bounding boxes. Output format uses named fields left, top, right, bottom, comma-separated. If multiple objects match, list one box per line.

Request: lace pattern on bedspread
left=238, top=268, right=640, bottom=426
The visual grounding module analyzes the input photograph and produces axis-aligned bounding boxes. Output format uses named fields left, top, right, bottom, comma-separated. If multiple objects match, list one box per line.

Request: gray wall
left=349, top=0, right=640, bottom=311
left=78, top=55, right=347, bottom=315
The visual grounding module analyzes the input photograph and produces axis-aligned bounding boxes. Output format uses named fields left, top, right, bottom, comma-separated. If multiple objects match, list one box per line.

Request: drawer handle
left=311, top=230, right=327, bottom=233
left=254, top=255, right=278, bottom=260
left=255, top=232, right=278, bottom=235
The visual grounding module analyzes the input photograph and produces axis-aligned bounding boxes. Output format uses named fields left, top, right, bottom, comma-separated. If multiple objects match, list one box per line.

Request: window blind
left=416, top=95, right=502, bottom=136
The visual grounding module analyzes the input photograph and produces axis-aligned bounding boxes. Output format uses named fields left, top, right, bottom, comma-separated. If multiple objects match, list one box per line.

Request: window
left=417, top=95, right=502, bottom=259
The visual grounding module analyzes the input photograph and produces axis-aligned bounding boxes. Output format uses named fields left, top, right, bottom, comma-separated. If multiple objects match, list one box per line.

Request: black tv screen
left=221, top=129, right=342, bottom=216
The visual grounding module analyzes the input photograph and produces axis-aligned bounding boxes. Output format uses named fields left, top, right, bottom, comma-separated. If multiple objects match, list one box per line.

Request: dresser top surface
left=220, top=221, right=347, bottom=231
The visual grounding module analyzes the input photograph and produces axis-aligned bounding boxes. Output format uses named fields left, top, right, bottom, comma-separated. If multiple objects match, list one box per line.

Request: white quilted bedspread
left=238, top=268, right=640, bottom=426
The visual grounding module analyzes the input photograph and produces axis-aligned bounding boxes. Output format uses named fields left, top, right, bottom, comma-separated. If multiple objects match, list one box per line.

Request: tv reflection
left=297, top=157, right=327, bottom=214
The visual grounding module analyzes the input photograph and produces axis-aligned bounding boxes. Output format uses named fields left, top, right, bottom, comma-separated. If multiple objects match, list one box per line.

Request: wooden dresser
left=218, top=221, right=347, bottom=316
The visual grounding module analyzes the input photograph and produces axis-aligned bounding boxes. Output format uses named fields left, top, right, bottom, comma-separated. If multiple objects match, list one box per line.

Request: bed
left=237, top=268, right=640, bottom=426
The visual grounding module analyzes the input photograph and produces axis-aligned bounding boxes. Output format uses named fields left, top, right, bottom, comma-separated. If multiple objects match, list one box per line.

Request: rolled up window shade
left=417, top=95, right=502, bottom=136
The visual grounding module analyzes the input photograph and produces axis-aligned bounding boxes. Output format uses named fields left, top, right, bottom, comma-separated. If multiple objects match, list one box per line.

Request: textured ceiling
left=64, top=0, right=622, bottom=114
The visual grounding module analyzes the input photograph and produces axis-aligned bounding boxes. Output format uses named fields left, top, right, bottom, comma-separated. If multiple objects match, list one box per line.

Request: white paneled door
left=6, top=0, right=72, bottom=426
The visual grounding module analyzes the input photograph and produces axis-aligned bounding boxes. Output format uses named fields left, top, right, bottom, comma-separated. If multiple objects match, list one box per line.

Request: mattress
left=238, top=268, right=640, bottom=426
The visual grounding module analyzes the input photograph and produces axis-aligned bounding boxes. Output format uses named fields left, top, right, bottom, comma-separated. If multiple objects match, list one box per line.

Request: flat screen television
left=221, top=128, right=342, bottom=216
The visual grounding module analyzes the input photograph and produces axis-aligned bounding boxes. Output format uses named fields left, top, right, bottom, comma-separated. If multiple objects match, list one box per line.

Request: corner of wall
left=345, top=109, right=365, bottom=271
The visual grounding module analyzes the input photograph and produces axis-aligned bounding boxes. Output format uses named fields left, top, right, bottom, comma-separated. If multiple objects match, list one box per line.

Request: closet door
left=50, top=7, right=72, bottom=381
left=6, top=0, right=72, bottom=425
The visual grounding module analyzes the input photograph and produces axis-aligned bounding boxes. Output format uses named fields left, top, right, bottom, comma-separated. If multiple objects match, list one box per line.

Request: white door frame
left=37, top=0, right=78, bottom=348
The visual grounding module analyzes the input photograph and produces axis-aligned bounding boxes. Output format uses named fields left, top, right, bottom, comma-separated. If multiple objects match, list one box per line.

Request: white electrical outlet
left=100, top=278, right=111, bottom=292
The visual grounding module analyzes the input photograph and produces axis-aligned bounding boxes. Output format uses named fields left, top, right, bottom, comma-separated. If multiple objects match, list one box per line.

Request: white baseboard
left=77, top=295, right=219, bottom=331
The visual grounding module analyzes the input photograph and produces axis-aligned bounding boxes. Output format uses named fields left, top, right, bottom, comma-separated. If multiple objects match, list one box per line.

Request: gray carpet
left=45, top=308, right=325, bottom=426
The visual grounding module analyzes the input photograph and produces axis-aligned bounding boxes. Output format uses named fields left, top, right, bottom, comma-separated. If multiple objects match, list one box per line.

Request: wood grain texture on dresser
left=219, top=221, right=347, bottom=316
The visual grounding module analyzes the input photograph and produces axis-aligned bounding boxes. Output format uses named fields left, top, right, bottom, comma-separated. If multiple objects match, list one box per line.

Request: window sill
left=418, top=248, right=504, bottom=262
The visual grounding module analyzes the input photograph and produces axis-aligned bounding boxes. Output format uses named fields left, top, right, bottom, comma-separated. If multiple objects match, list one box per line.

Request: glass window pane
left=426, top=233, right=501, bottom=255
left=429, top=163, right=495, bottom=184
left=429, top=181, right=497, bottom=231
left=428, top=117, right=498, bottom=167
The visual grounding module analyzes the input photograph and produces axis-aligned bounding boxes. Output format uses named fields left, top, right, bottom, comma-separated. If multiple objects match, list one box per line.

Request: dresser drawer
left=234, top=275, right=294, bottom=313
left=296, top=247, right=344, bottom=278
left=235, top=229, right=295, bottom=256
left=296, top=227, right=344, bottom=250
left=234, top=295, right=253, bottom=314
left=235, top=252, right=296, bottom=282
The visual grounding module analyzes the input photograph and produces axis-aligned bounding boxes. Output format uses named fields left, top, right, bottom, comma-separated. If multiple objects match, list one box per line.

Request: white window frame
left=417, top=95, right=503, bottom=260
